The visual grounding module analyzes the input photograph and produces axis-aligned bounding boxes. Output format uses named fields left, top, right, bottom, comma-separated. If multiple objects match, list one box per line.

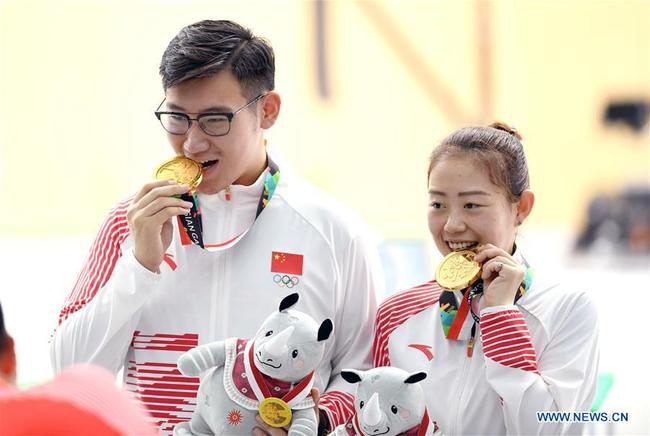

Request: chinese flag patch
left=271, top=251, right=304, bottom=275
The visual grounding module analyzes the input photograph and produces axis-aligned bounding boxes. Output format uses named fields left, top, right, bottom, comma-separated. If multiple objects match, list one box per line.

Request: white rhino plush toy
left=174, top=293, right=333, bottom=436
left=330, top=367, right=440, bottom=436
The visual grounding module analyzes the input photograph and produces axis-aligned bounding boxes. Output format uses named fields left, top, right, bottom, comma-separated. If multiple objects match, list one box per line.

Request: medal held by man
left=154, top=156, right=203, bottom=191
left=153, top=156, right=205, bottom=247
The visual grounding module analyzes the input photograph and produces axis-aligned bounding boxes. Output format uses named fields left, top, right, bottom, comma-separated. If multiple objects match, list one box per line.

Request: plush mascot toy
left=174, top=293, right=333, bottom=435
left=330, top=367, right=440, bottom=436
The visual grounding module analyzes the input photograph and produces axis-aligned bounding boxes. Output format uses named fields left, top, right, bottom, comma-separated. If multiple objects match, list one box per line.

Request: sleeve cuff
left=122, top=249, right=162, bottom=283
left=480, top=304, right=518, bottom=317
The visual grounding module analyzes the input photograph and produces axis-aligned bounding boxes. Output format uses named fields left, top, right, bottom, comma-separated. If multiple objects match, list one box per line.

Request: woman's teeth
left=448, top=241, right=478, bottom=251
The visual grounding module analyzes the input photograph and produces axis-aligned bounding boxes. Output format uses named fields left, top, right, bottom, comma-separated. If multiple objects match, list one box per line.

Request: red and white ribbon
left=243, top=340, right=314, bottom=407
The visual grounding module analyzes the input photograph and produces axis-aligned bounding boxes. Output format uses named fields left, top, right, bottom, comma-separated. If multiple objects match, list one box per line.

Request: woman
left=372, top=123, right=599, bottom=435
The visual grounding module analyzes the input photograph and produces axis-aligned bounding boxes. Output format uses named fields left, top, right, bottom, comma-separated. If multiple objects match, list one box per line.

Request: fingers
left=253, top=415, right=289, bottom=436
left=474, top=244, right=503, bottom=263
left=482, top=258, right=525, bottom=290
left=311, top=387, right=321, bottom=428
left=133, top=182, right=192, bottom=211
left=481, top=255, right=511, bottom=281
left=138, top=196, right=193, bottom=219
left=133, top=179, right=178, bottom=202
left=311, top=387, right=320, bottom=405
left=252, top=427, right=268, bottom=436
left=127, top=182, right=193, bottom=228
left=128, top=204, right=191, bottom=235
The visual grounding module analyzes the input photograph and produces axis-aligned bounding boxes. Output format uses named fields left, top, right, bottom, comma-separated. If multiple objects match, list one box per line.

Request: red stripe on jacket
left=58, top=197, right=133, bottom=325
left=319, top=390, right=355, bottom=429
left=480, top=309, right=540, bottom=374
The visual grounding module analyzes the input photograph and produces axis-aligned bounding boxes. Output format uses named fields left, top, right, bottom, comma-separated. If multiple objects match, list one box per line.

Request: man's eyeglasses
left=154, top=93, right=266, bottom=137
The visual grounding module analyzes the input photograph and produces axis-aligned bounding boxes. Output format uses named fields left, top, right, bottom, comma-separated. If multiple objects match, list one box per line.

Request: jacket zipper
left=209, top=191, right=232, bottom=341
left=448, top=344, right=472, bottom=435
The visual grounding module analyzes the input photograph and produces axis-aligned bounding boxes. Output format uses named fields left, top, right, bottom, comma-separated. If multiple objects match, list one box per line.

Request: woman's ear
left=515, top=190, right=535, bottom=225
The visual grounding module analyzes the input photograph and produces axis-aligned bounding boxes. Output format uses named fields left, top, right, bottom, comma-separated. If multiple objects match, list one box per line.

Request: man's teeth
left=201, top=160, right=218, bottom=168
left=448, top=241, right=477, bottom=250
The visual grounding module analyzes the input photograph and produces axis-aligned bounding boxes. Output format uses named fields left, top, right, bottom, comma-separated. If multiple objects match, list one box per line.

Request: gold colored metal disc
left=259, top=397, right=292, bottom=428
left=435, top=250, right=482, bottom=291
left=154, top=156, right=203, bottom=191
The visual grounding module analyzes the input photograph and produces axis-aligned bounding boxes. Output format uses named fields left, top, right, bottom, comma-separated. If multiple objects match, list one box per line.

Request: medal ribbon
left=177, top=155, right=280, bottom=252
left=418, top=410, right=432, bottom=436
left=439, top=264, right=534, bottom=341
left=242, top=340, right=315, bottom=408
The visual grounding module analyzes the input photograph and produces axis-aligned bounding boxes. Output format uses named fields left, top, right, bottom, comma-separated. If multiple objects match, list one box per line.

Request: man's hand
left=127, top=180, right=193, bottom=272
left=252, top=388, right=321, bottom=436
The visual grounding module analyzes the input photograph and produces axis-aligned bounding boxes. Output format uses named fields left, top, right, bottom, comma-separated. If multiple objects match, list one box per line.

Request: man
left=51, top=20, right=380, bottom=434
left=1, top=303, right=155, bottom=434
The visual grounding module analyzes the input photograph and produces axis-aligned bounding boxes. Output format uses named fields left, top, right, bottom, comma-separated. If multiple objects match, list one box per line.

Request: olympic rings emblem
left=273, top=274, right=300, bottom=288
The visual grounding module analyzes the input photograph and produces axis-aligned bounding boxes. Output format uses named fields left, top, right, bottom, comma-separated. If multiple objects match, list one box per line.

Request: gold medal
left=154, top=156, right=203, bottom=191
left=436, top=250, right=481, bottom=291
left=259, top=397, right=292, bottom=428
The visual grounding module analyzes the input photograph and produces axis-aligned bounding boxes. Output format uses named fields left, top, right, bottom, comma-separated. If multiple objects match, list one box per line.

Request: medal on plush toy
left=259, top=397, right=292, bottom=428
left=436, top=250, right=481, bottom=291
left=154, top=156, right=203, bottom=190
left=243, top=340, right=315, bottom=428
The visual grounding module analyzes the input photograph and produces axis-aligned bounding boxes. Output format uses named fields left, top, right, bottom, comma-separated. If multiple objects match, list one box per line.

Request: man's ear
left=259, top=91, right=281, bottom=129
left=515, top=190, right=535, bottom=225
left=0, top=336, right=17, bottom=385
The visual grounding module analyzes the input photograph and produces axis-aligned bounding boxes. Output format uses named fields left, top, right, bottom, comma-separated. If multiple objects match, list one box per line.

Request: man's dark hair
left=160, top=20, right=275, bottom=98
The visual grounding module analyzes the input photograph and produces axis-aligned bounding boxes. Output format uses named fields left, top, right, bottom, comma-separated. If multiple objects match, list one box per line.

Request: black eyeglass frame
left=154, top=92, right=267, bottom=137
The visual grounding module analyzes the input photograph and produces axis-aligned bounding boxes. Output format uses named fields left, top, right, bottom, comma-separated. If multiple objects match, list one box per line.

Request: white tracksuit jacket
left=372, top=252, right=599, bottom=436
left=51, top=163, right=381, bottom=433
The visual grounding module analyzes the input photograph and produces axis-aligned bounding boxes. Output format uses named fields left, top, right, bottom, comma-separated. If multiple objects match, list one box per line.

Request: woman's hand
left=474, top=244, right=525, bottom=308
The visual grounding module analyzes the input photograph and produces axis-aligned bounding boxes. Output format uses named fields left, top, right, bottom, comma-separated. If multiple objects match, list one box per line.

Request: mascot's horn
left=264, top=326, right=295, bottom=356
left=363, top=392, right=383, bottom=427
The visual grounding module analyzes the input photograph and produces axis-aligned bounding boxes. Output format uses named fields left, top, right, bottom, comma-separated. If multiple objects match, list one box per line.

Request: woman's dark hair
left=0, top=303, right=7, bottom=353
left=159, top=20, right=275, bottom=98
left=428, top=122, right=529, bottom=202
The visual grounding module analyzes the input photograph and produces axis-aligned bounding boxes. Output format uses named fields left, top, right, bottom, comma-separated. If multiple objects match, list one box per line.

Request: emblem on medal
left=259, top=397, right=292, bottom=428
left=436, top=250, right=482, bottom=291
left=154, top=156, right=203, bottom=191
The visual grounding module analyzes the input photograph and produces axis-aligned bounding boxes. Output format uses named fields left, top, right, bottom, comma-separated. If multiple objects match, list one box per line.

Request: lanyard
left=177, top=155, right=280, bottom=251
left=439, top=264, right=534, bottom=356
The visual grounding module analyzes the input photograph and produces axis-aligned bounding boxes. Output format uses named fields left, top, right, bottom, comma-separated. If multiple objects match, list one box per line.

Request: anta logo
left=163, top=253, right=177, bottom=271
left=270, top=251, right=303, bottom=288
left=408, top=343, right=434, bottom=361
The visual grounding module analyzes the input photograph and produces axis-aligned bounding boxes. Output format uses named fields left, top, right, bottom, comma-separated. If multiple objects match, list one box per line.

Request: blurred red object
left=0, top=364, right=156, bottom=435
